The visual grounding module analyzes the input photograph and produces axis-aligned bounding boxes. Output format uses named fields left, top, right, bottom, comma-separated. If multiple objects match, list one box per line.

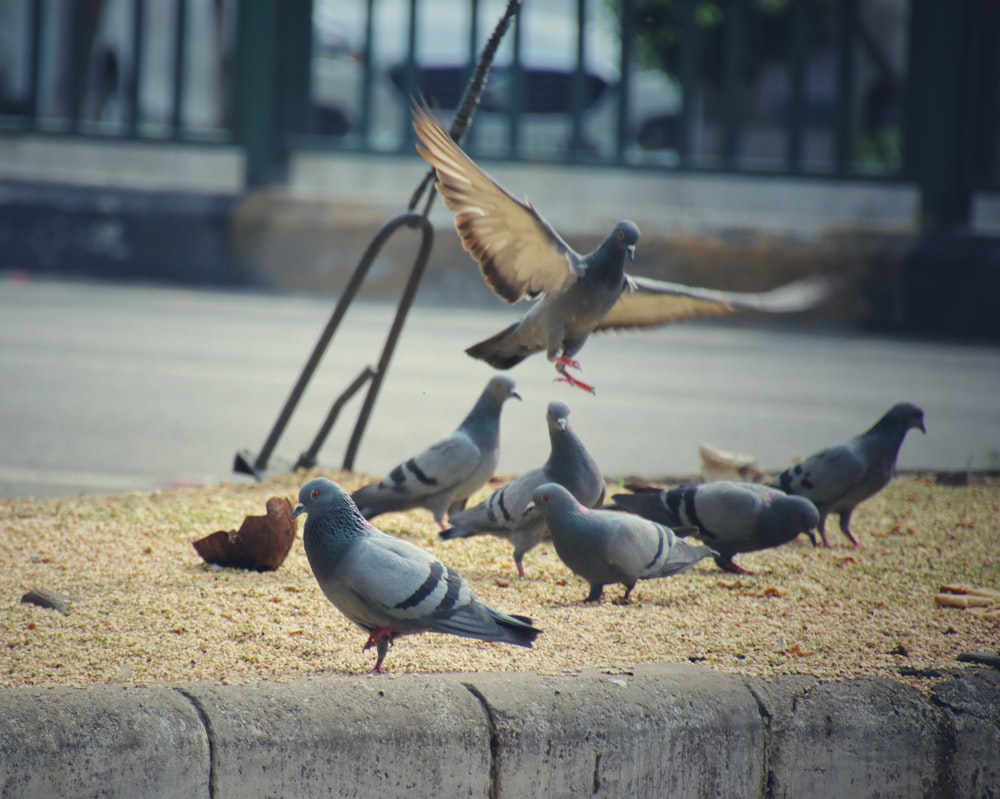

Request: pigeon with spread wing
left=412, top=101, right=836, bottom=393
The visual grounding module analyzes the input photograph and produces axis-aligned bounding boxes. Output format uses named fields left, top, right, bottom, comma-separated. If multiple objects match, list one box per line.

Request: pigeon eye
left=311, top=490, right=320, bottom=499
left=542, top=494, right=550, bottom=501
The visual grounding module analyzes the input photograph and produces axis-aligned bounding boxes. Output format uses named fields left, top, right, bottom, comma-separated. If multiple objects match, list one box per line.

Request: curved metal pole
left=343, top=214, right=435, bottom=470
left=234, top=0, right=522, bottom=480
left=234, top=211, right=429, bottom=477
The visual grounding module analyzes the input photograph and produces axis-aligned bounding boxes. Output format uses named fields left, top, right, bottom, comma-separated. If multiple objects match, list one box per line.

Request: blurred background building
left=0, top=0, right=998, bottom=337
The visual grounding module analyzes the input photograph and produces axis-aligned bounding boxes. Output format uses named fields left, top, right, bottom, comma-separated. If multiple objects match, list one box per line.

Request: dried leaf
left=192, top=497, right=297, bottom=572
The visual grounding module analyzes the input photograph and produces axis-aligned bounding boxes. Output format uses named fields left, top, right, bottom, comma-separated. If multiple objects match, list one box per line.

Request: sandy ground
left=2, top=472, right=998, bottom=693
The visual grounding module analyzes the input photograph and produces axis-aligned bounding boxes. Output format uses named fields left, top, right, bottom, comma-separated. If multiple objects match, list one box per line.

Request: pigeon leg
left=720, top=557, right=757, bottom=576
left=584, top=583, right=604, bottom=603
left=553, top=355, right=582, bottom=371
left=838, top=511, right=861, bottom=547
left=511, top=529, right=541, bottom=578
left=363, top=627, right=399, bottom=673
left=816, top=514, right=832, bottom=548
left=553, top=359, right=596, bottom=395
left=615, top=584, right=635, bottom=605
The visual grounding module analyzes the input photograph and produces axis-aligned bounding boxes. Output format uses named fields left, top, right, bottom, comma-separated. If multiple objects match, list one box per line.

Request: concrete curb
left=2, top=664, right=997, bottom=798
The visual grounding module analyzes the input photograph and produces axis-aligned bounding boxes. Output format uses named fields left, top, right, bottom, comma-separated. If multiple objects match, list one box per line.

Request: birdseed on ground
left=1, top=473, right=997, bottom=693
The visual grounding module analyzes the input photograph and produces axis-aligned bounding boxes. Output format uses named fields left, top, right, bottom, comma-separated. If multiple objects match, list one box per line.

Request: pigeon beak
left=512, top=390, right=523, bottom=401
left=524, top=501, right=537, bottom=515
left=292, top=503, right=305, bottom=518
left=557, top=419, right=567, bottom=431
left=626, top=244, right=635, bottom=262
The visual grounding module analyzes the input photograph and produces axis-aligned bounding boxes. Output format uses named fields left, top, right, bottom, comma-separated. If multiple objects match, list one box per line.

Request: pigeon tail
left=351, top=489, right=414, bottom=521
left=466, top=322, right=531, bottom=369
left=439, top=525, right=480, bottom=541
left=492, top=611, right=542, bottom=647
left=608, top=492, right=679, bottom=527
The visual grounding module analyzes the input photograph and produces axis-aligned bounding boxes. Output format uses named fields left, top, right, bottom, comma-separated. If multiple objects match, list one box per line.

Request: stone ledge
left=1, top=665, right=997, bottom=799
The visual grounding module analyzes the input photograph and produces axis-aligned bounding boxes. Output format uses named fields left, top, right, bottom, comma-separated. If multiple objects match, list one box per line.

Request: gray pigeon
left=440, top=400, right=606, bottom=577
left=771, top=402, right=926, bottom=547
left=293, top=477, right=541, bottom=673
left=609, top=481, right=820, bottom=574
left=412, top=101, right=837, bottom=394
left=351, top=375, right=521, bottom=528
left=528, top=482, right=717, bottom=603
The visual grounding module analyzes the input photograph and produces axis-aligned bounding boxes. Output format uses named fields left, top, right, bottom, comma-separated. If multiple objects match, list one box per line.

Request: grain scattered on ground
left=2, top=473, right=997, bottom=692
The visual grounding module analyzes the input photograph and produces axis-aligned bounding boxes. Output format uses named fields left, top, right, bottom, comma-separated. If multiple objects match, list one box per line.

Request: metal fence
left=0, top=0, right=996, bottom=226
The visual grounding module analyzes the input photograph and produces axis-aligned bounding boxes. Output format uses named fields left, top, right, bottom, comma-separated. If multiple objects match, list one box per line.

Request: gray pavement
left=2, top=275, right=999, bottom=499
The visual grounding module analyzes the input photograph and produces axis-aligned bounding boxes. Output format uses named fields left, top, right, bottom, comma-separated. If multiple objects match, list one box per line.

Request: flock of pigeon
left=288, top=103, right=927, bottom=674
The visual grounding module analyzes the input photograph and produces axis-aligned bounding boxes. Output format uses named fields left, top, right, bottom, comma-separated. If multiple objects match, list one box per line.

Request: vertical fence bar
left=903, top=0, right=973, bottom=228
left=358, top=0, right=375, bottom=145
left=25, top=0, right=43, bottom=129
left=398, top=0, right=419, bottom=150
left=615, top=0, right=634, bottom=163
left=508, top=9, right=523, bottom=157
left=126, top=0, right=145, bottom=137
left=833, top=0, right=856, bottom=175
left=568, top=0, right=587, bottom=159
left=786, top=0, right=806, bottom=173
left=463, top=0, right=480, bottom=151
left=721, top=0, right=744, bottom=169
left=677, top=0, right=698, bottom=168
left=974, top=1, right=1000, bottom=189
left=235, top=0, right=284, bottom=187
left=68, top=2, right=89, bottom=132
left=282, top=0, right=314, bottom=138
left=170, top=0, right=188, bottom=138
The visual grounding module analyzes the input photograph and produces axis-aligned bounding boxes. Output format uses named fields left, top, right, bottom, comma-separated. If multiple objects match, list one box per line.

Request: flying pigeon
left=528, top=482, right=717, bottom=603
left=412, top=100, right=837, bottom=394
left=293, top=477, right=541, bottom=673
left=440, top=400, right=606, bottom=577
left=770, top=402, right=926, bottom=547
left=351, top=375, right=521, bottom=528
left=609, top=481, right=820, bottom=574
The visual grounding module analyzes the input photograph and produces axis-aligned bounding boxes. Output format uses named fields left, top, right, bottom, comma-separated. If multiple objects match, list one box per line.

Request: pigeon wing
left=348, top=534, right=529, bottom=642
left=413, top=101, right=580, bottom=303
left=374, top=434, right=483, bottom=502
left=342, top=534, right=474, bottom=627
left=688, top=483, right=763, bottom=545
left=785, top=444, right=868, bottom=506
left=595, top=274, right=839, bottom=332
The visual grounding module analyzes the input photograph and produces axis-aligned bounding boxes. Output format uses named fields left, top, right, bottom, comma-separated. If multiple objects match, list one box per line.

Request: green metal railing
left=0, top=0, right=996, bottom=228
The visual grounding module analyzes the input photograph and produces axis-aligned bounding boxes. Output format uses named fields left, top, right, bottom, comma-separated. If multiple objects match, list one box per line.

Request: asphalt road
left=2, top=276, right=999, bottom=499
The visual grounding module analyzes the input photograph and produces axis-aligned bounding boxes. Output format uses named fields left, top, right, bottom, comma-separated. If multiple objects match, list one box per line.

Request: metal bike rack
left=234, top=0, right=522, bottom=480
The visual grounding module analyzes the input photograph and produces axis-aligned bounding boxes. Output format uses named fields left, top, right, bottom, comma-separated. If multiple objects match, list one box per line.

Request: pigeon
left=609, top=481, right=820, bottom=574
left=527, top=482, right=717, bottom=603
left=440, top=400, right=606, bottom=577
left=293, top=477, right=541, bottom=673
left=412, top=100, right=838, bottom=394
left=770, top=402, right=926, bottom=547
left=351, top=375, right=521, bottom=528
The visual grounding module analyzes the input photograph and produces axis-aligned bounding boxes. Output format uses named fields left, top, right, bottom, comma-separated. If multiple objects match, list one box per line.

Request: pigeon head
left=293, top=477, right=353, bottom=520
left=613, top=220, right=640, bottom=261
left=486, top=375, right=522, bottom=404
left=758, top=494, right=821, bottom=548
left=546, top=401, right=571, bottom=433
left=868, top=402, right=926, bottom=437
left=528, top=482, right=580, bottom=516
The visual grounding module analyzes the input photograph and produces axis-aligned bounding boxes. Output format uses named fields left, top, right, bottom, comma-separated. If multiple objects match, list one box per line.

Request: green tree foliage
left=618, top=0, right=839, bottom=86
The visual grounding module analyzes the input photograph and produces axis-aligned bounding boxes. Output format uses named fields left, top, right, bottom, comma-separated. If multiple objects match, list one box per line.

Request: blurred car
left=311, top=0, right=681, bottom=162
